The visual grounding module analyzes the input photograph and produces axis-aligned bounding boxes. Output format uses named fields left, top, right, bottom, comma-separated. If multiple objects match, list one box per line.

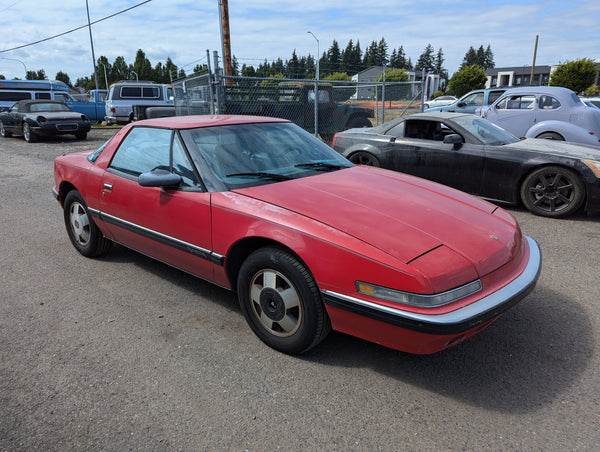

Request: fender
left=526, top=120, right=600, bottom=147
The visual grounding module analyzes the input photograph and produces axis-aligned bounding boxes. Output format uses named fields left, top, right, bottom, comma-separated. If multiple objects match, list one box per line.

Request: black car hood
left=505, top=138, right=600, bottom=159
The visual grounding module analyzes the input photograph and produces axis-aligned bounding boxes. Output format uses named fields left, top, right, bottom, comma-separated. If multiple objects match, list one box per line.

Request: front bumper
left=323, top=236, right=541, bottom=336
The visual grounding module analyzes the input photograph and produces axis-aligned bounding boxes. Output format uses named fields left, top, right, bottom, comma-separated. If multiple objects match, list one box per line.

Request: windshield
left=452, top=115, right=520, bottom=145
left=181, top=122, right=353, bottom=189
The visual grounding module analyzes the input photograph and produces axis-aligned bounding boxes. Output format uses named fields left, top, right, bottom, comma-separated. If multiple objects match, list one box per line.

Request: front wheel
left=349, top=151, right=381, bottom=167
left=75, top=131, right=87, bottom=140
left=345, top=116, right=373, bottom=129
left=63, top=190, right=113, bottom=257
left=237, top=247, right=330, bottom=354
left=23, top=123, right=37, bottom=142
left=520, top=166, right=584, bottom=218
left=0, top=121, right=12, bottom=138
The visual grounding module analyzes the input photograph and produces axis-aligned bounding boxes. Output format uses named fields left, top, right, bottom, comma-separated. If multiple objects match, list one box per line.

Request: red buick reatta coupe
left=53, top=115, right=541, bottom=355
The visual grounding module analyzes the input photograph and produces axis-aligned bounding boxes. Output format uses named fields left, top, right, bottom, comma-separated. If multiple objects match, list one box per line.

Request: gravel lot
left=1, top=128, right=599, bottom=450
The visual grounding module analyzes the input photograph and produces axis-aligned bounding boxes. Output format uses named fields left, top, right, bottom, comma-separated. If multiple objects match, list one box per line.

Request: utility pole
left=530, top=35, right=539, bottom=86
left=219, top=0, right=233, bottom=77
left=86, top=0, right=99, bottom=92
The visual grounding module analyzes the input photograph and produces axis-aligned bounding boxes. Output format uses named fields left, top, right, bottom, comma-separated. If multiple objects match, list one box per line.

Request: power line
left=0, top=0, right=153, bottom=54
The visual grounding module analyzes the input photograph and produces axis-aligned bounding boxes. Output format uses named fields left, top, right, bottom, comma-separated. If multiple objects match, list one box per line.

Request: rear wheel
left=23, top=123, right=37, bottom=142
left=536, top=132, right=564, bottom=141
left=63, top=190, right=113, bottom=257
left=349, top=151, right=381, bottom=167
left=520, top=166, right=584, bottom=218
left=237, top=247, right=330, bottom=354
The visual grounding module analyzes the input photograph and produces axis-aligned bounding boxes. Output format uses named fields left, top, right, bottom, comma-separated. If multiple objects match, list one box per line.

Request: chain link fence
left=172, top=64, right=424, bottom=139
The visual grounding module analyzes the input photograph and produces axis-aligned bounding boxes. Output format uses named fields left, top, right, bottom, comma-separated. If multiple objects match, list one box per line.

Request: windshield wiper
left=294, top=162, right=345, bottom=171
left=225, top=171, right=292, bottom=181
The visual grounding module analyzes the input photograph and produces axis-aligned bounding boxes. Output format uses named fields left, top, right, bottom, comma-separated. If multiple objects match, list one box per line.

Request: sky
left=1, top=0, right=599, bottom=84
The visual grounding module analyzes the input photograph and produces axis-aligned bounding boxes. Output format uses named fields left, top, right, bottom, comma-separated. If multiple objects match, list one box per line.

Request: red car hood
left=236, top=167, right=521, bottom=279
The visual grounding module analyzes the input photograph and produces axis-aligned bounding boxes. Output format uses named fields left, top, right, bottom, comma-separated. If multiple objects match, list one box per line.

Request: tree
left=374, top=68, right=410, bottom=100
left=434, top=48, right=448, bottom=79
left=460, top=46, right=478, bottom=70
left=132, top=49, right=152, bottom=81
left=415, top=44, right=435, bottom=73
left=55, top=71, right=71, bottom=87
left=25, top=69, right=46, bottom=80
left=549, top=58, right=598, bottom=93
left=447, top=64, right=487, bottom=97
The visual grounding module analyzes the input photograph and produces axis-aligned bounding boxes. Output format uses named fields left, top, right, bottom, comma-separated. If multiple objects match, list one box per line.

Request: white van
left=104, top=81, right=175, bottom=124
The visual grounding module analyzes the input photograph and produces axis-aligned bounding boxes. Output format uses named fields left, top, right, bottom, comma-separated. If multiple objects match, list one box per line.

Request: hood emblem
left=489, top=234, right=499, bottom=241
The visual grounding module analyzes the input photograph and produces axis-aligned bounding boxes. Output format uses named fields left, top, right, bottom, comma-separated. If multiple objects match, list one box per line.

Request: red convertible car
left=53, top=116, right=541, bottom=355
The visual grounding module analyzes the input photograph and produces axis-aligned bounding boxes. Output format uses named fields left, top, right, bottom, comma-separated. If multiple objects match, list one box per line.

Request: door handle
left=103, top=183, right=113, bottom=190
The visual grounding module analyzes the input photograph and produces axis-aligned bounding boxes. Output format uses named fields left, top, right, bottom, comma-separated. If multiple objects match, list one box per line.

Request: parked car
left=52, top=115, right=541, bottom=355
left=0, top=100, right=91, bottom=142
left=581, top=97, right=600, bottom=109
left=423, top=95, right=457, bottom=109
left=332, top=112, right=600, bottom=218
left=424, top=88, right=506, bottom=113
left=478, top=86, right=600, bottom=147
left=104, top=81, right=176, bottom=124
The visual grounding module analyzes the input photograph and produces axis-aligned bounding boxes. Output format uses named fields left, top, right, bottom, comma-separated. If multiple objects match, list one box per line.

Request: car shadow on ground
left=305, top=283, right=593, bottom=413
left=98, top=243, right=593, bottom=415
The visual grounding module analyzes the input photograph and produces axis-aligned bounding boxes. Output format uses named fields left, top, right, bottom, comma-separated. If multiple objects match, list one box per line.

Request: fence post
left=213, top=51, right=223, bottom=114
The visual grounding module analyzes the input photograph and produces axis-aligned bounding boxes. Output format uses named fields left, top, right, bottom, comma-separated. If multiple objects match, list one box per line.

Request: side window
left=462, top=92, right=484, bottom=106
left=109, top=127, right=172, bottom=178
left=497, top=95, right=535, bottom=110
left=121, top=86, right=142, bottom=98
left=539, top=95, right=560, bottom=109
left=142, top=87, right=160, bottom=99
left=35, top=92, right=51, bottom=100
left=404, top=120, right=444, bottom=141
left=388, top=122, right=404, bottom=137
left=488, top=90, right=505, bottom=104
left=172, top=134, right=201, bottom=187
left=54, top=93, right=70, bottom=102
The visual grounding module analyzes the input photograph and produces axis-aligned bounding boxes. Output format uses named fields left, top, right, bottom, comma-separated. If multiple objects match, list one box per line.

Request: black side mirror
left=443, top=134, right=463, bottom=150
left=138, top=169, right=182, bottom=188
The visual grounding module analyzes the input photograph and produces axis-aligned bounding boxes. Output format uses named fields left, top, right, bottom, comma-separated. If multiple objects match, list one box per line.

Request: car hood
left=235, top=167, right=521, bottom=280
left=505, top=138, right=600, bottom=159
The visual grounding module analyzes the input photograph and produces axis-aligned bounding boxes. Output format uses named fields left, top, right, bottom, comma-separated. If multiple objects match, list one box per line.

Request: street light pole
left=0, top=57, right=27, bottom=78
left=86, top=0, right=100, bottom=92
left=307, top=31, right=319, bottom=137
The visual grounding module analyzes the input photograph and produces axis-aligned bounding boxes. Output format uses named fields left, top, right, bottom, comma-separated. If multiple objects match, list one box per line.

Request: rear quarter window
left=0, top=91, right=31, bottom=101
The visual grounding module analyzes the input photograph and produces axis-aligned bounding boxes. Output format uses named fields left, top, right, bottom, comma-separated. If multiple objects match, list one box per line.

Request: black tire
left=536, top=132, right=564, bottom=141
left=63, top=190, right=113, bottom=257
left=75, top=131, right=87, bottom=140
left=520, top=166, right=585, bottom=218
left=345, top=116, right=373, bottom=129
left=0, top=121, right=12, bottom=138
left=349, top=151, right=381, bottom=167
left=237, top=247, right=331, bottom=354
left=23, top=122, right=37, bottom=143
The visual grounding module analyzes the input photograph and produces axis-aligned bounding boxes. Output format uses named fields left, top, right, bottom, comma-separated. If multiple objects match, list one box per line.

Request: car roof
left=135, top=115, right=291, bottom=129
left=16, top=99, right=67, bottom=106
left=502, top=86, right=575, bottom=96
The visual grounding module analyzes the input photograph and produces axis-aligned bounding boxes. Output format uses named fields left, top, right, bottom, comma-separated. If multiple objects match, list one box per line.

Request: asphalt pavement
left=0, top=128, right=599, bottom=450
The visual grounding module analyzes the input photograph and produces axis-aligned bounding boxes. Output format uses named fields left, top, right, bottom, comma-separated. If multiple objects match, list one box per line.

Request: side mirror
left=456, top=102, right=466, bottom=107
left=443, top=134, right=463, bottom=150
left=138, top=169, right=182, bottom=188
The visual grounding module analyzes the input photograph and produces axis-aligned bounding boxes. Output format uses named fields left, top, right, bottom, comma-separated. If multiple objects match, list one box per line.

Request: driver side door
left=98, top=126, right=215, bottom=281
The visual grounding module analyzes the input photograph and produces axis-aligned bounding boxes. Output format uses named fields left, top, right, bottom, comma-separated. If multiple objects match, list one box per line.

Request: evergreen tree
left=132, top=49, right=152, bottom=80
left=55, top=71, right=71, bottom=87
left=434, top=48, right=448, bottom=79
left=483, top=45, right=495, bottom=69
left=415, top=44, right=435, bottom=73
left=460, top=46, right=478, bottom=70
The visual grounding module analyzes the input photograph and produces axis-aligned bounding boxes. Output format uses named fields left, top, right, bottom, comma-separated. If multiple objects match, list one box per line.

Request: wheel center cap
left=259, top=288, right=285, bottom=321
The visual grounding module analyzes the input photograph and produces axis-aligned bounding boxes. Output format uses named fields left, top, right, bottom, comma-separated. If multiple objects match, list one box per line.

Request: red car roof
left=136, top=115, right=290, bottom=129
